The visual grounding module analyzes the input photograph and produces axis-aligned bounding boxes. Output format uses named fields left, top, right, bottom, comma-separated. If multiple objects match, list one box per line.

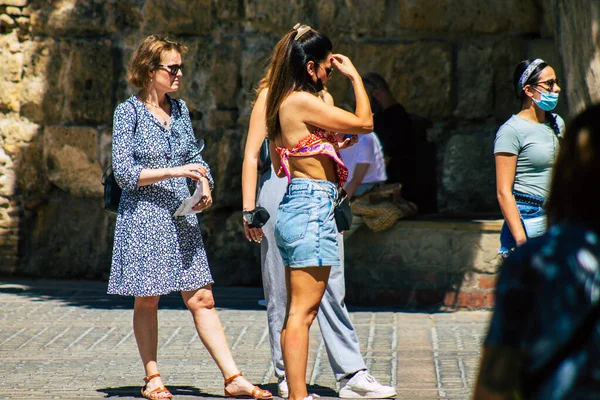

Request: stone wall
left=0, top=0, right=595, bottom=280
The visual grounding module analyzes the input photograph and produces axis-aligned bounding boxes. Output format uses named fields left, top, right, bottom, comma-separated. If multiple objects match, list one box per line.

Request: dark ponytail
left=264, top=25, right=333, bottom=141
left=545, top=111, right=561, bottom=137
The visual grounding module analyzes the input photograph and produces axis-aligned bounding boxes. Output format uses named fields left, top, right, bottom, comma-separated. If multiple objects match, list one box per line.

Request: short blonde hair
left=128, top=35, right=188, bottom=88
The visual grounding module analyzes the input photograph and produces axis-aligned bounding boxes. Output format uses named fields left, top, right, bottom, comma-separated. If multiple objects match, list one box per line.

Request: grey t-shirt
left=494, top=114, right=565, bottom=199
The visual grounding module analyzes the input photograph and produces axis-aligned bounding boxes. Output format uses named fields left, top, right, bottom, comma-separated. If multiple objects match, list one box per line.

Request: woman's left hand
left=192, top=178, right=213, bottom=212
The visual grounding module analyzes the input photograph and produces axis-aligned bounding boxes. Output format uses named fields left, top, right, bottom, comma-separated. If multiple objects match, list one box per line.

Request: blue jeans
left=274, top=178, right=340, bottom=268
left=499, top=192, right=546, bottom=258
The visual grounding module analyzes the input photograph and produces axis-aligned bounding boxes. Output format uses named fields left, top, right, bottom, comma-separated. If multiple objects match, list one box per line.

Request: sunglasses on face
left=317, top=64, right=333, bottom=77
left=534, top=78, right=560, bottom=91
left=157, top=64, right=183, bottom=76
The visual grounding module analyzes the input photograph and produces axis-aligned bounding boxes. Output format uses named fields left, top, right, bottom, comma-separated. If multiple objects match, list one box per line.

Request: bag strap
left=293, top=170, right=343, bottom=203
left=103, top=98, right=139, bottom=178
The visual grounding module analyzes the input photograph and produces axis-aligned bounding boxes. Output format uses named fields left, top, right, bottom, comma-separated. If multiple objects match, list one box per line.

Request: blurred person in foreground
left=474, top=104, right=600, bottom=400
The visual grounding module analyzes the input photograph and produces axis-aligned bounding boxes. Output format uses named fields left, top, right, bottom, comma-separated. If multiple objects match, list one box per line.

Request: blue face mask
left=533, top=88, right=559, bottom=111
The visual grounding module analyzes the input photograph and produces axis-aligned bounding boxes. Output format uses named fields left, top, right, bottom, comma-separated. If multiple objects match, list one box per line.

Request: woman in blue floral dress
left=108, top=35, right=272, bottom=400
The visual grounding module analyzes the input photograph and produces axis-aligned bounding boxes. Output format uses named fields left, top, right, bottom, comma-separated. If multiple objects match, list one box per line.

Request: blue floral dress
left=486, top=223, right=600, bottom=398
left=107, top=95, right=214, bottom=296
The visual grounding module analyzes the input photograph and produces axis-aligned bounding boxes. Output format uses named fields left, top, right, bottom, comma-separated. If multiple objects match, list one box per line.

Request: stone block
left=15, top=139, right=51, bottom=196
left=0, top=116, right=39, bottom=151
left=454, top=42, right=494, bottom=119
left=440, top=132, right=497, bottom=213
left=211, top=38, right=242, bottom=109
left=0, top=13, right=16, bottom=32
left=399, top=0, right=539, bottom=34
left=5, top=6, right=22, bottom=15
left=209, top=110, right=238, bottom=129
left=0, top=0, right=28, bottom=6
left=330, top=41, right=453, bottom=118
left=202, top=210, right=261, bottom=286
left=200, top=128, right=244, bottom=208
left=554, top=0, right=600, bottom=116
left=175, top=36, right=217, bottom=119
left=215, top=0, right=241, bottom=21
left=97, top=126, right=113, bottom=171
left=18, top=188, right=116, bottom=278
left=316, top=0, right=391, bottom=37
left=28, top=0, right=139, bottom=36
left=239, top=35, right=275, bottom=112
left=527, top=39, right=569, bottom=117
left=491, top=38, right=528, bottom=120
left=41, top=39, right=113, bottom=124
left=142, top=0, right=212, bottom=35
left=244, top=0, right=306, bottom=33
left=43, top=125, right=103, bottom=198
left=451, top=232, right=502, bottom=274
left=0, top=81, right=20, bottom=112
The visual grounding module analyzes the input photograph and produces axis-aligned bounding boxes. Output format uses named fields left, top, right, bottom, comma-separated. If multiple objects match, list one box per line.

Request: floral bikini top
left=275, top=128, right=357, bottom=188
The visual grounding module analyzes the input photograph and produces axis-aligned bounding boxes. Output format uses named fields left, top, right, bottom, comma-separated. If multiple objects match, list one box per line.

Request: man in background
left=362, top=72, right=437, bottom=213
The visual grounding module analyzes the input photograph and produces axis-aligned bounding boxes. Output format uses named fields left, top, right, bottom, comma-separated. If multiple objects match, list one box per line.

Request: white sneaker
left=338, top=371, right=396, bottom=399
left=278, top=376, right=289, bottom=398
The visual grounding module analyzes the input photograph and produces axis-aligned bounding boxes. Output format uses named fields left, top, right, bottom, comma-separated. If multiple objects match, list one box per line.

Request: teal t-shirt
left=494, top=114, right=565, bottom=199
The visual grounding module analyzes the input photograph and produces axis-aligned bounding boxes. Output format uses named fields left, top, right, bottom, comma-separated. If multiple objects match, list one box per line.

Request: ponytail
left=263, top=25, right=333, bottom=141
left=265, top=32, right=297, bottom=141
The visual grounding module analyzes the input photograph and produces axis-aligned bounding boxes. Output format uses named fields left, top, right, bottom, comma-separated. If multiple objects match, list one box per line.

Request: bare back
left=278, top=91, right=337, bottom=182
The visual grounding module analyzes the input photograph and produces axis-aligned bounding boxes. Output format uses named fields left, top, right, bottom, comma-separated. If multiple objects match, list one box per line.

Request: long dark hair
left=265, top=25, right=333, bottom=141
left=546, top=104, right=600, bottom=231
left=513, top=59, right=560, bottom=136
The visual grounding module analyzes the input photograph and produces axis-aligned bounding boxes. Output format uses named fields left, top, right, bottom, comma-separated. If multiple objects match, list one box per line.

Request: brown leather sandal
left=141, top=373, right=173, bottom=400
left=224, top=372, right=273, bottom=399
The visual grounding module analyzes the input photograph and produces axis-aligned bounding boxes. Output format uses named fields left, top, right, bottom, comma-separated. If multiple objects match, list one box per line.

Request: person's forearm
left=137, top=168, right=173, bottom=187
left=344, top=179, right=360, bottom=199
left=242, top=158, right=259, bottom=211
left=349, top=73, right=373, bottom=131
left=498, top=192, right=526, bottom=245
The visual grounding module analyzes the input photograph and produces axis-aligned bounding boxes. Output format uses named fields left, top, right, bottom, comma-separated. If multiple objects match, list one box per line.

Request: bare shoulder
left=283, top=91, right=320, bottom=109
left=321, top=91, right=334, bottom=106
left=257, top=87, right=268, bottom=100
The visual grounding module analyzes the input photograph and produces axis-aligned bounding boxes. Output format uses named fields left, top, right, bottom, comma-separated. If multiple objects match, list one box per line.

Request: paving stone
left=0, top=279, right=490, bottom=399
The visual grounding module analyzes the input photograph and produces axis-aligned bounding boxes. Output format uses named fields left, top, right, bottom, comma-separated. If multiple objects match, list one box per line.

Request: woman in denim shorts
left=494, top=58, right=565, bottom=258
left=262, top=24, right=374, bottom=400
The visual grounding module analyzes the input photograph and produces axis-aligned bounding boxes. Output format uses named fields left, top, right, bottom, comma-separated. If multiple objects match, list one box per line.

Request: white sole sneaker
left=338, top=387, right=397, bottom=399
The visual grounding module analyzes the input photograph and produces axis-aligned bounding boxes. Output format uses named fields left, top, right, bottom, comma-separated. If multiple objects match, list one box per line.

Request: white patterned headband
left=519, top=58, right=545, bottom=88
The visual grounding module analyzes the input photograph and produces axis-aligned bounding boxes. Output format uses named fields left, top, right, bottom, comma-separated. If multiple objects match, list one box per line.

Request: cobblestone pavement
left=0, top=279, right=490, bottom=400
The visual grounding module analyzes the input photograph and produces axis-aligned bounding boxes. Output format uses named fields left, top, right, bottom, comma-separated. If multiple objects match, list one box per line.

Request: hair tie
left=292, top=23, right=312, bottom=40
left=519, top=58, right=545, bottom=89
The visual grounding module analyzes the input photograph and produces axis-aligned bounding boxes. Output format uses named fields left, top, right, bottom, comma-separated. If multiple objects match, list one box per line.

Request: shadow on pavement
left=97, top=383, right=337, bottom=398
left=0, top=279, right=266, bottom=311
left=98, top=385, right=208, bottom=398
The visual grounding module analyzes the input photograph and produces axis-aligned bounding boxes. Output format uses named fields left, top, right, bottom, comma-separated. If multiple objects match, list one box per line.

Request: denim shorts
left=499, top=192, right=547, bottom=258
left=274, top=178, right=340, bottom=268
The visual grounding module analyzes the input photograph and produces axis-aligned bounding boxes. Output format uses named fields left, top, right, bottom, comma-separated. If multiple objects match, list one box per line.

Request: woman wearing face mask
left=263, top=24, right=373, bottom=400
left=494, top=58, right=565, bottom=258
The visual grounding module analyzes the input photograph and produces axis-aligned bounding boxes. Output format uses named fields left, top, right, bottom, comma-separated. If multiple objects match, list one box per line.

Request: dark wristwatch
left=243, top=207, right=270, bottom=228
